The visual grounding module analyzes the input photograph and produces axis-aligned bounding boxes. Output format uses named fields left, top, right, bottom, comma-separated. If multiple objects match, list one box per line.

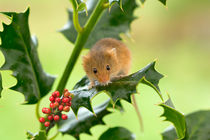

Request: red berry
left=44, top=121, right=50, bottom=127
left=64, top=89, right=68, bottom=93
left=61, top=114, right=68, bottom=120
left=54, top=91, right=60, bottom=97
left=58, top=105, right=63, bottom=111
left=50, top=103, right=55, bottom=108
left=62, top=97, right=69, bottom=103
left=68, top=96, right=72, bottom=101
left=54, top=102, right=59, bottom=107
left=39, top=117, right=45, bottom=123
left=47, top=115, right=53, bottom=120
left=55, top=97, right=61, bottom=103
left=49, top=96, right=55, bottom=102
left=52, top=91, right=60, bottom=97
left=42, top=107, right=47, bottom=113
left=52, top=92, right=57, bottom=98
left=54, top=115, right=60, bottom=121
left=63, top=106, right=70, bottom=112
left=64, top=91, right=70, bottom=97
left=66, top=102, right=72, bottom=107
left=45, top=108, right=51, bottom=114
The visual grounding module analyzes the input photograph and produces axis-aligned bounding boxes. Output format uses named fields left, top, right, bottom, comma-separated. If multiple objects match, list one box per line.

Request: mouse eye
left=93, top=68, right=97, bottom=74
left=106, top=65, right=110, bottom=71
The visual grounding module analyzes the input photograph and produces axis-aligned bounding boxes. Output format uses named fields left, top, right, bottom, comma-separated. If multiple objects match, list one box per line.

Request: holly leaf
left=60, top=0, right=137, bottom=49
left=109, top=0, right=123, bottom=10
left=26, top=130, right=47, bottom=140
left=58, top=100, right=112, bottom=139
left=0, top=73, right=2, bottom=97
left=0, top=8, right=55, bottom=104
left=159, top=97, right=187, bottom=139
left=70, top=61, right=163, bottom=115
left=162, top=110, right=210, bottom=140
left=99, top=127, right=135, bottom=140
left=140, top=0, right=167, bottom=5
left=158, top=0, right=167, bottom=5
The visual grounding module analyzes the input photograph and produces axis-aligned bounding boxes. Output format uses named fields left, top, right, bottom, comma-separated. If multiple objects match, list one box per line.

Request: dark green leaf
left=109, top=0, right=123, bottom=10
left=70, top=61, right=163, bottom=115
left=99, top=127, right=135, bottom=140
left=162, top=110, right=210, bottom=140
left=58, top=100, right=112, bottom=139
left=159, top=97, right=187, bottom=139
left=158, top=0, right=167, bottom=5
left=0, top=8, right=55, bottom=104
left=60, top=0, right=138, bottom=49
left=0, top=73, right=2, bottom=97
left=140, top=0, right=167, bottom=5
left=26, top=130, right=47, bottom=140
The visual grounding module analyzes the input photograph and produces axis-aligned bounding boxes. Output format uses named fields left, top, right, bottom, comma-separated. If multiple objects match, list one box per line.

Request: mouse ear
left=108, top=48, right=117, bottom=57
left=82, top=54, right=90, bottom=62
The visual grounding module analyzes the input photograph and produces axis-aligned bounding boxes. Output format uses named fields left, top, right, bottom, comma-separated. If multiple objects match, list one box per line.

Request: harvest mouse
left=83, top=38, right=143, bottom=131
left=82, top=38, right=143, bottom=131
left=82, top=38, right=131, bottom=88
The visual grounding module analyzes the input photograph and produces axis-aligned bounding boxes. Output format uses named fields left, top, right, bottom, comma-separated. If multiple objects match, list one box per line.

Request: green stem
left=51, top=0, right=108, bottom=138
left=83, top=0, right=107, bottom=35
left=35, top=100, right=41, bottom=120
left=70, top=0, right=83, bottom=33
left=56, top=0, right=107, bottom=92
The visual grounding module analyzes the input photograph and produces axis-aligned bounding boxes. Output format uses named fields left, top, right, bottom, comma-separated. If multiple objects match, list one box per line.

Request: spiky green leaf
left=58, top=100, right=112, bottom=139
left=58, top=61, right=162, bottom=138
left=70, top=61, right=163, bottom=115
left=109, top=0, right=123, bottom=10
left=60, top=0, right=137, bottom=49
left=0, top=9, right=55, bottom=103
left=99, top=127, right=135, bottom=140
left=162, top=110, right=210, bottom=140
left=140, top=0, right=167, bottom=5
left=159, top=97, right=187, bottom=139
left=158, top=0, right=167, bottom=5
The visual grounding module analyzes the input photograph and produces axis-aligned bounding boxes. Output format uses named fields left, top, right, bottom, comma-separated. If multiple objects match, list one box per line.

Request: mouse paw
left=88, top=82, right=95, bottom=89
left=88, top=85, right=94, bottom=89
left=107, top=81, right=112, bottom=85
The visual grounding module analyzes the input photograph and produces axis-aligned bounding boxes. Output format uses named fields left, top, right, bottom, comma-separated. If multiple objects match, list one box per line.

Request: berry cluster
left=39, top=89, right=73, bottom=127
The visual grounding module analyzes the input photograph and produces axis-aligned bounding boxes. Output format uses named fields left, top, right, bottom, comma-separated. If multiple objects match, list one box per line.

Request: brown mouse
left=82, top=38, right=143, bottom=131
left=82, top=38, right=131, bottom=87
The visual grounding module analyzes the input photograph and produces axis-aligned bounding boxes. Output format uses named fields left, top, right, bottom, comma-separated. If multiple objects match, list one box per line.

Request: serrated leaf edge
left=72, top=61, right=163, bottom=116
left=158, top=103, right=186, bottom=139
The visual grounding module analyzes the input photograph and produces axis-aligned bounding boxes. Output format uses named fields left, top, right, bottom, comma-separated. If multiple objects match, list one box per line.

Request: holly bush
left=1, top=0, right=210, bottom=140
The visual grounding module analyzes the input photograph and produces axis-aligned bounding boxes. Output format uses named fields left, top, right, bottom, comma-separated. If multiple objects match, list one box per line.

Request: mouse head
left=82, top=48, right=119, bottom=85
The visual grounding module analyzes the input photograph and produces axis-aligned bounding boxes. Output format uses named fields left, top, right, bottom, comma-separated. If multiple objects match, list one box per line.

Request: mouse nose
left=98, top=75, right=109, bottom=84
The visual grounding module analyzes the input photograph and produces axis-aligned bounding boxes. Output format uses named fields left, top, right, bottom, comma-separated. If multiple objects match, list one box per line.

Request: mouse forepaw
left=88, top=81, right=95, bottom=89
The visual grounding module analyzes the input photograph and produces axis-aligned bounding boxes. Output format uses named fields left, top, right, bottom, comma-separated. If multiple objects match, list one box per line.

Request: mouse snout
left=98, top=75, right=110, bottom=85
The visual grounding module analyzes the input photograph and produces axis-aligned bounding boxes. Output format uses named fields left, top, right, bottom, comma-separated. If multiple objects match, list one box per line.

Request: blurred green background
left=0, top=0, right=210, bottom=139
